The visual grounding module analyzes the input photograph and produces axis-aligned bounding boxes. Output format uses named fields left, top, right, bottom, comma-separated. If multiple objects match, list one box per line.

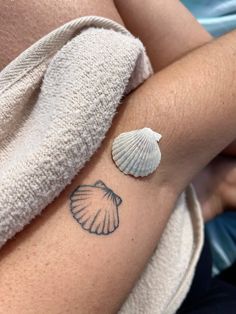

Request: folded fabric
left=0, top=16, right=151, bottom=247
left=0, top=16, right=203, bottom=313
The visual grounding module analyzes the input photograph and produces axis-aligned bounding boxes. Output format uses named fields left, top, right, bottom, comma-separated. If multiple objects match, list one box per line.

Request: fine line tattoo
left=70, top=180, right=122, bottom=235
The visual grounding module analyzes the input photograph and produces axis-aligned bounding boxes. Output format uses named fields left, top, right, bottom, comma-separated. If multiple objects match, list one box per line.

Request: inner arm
left=2, top=30, right=236, bottom=313
left=114, top=0, right=236, bottom=158
left=1, top=1, right=234, bottom=313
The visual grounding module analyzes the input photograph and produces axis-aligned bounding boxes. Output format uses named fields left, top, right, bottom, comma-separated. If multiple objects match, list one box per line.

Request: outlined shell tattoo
left=70, top=180, right=122, bottom=235
left=112, top=127, right=162, bottom=177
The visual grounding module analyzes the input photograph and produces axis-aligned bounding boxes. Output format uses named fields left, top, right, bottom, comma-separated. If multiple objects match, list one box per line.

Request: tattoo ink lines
left=70, top=180, right=122, bottom=235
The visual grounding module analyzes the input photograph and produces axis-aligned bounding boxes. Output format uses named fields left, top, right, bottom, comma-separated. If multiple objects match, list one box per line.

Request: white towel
left=0, top=16, right=203, bottom=313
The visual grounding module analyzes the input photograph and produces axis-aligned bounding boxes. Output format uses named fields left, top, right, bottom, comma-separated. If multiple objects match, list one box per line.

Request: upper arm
left=0, top=121, right=175, bottom=313
left=114, top=0, right=212, bottom=71
left=2, top=30, right=236, bottom=311
left=0, top=3, right=176, bottom=313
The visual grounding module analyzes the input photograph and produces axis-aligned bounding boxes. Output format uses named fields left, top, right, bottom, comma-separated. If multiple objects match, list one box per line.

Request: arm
left=114, top=0, right=212, bottom=71
left=2, top=29, right=236, bottom=313
left=115, top=0, right=236, bottom=158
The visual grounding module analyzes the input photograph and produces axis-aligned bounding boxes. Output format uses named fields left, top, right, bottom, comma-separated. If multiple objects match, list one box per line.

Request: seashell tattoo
left=112, top=127, right=162, bottom=177
left=70, top=180, right=122, bottom=235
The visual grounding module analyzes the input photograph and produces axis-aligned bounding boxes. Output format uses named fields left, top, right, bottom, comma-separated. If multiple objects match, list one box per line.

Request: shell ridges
left=112, top=128, right=162, bottom=177
left=70, top=181, right=122, bottom=235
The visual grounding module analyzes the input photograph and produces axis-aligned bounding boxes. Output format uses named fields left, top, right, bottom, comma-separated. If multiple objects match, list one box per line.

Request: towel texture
left=0, top=16, right=203, bottom=313
left=0, top=17, right=151, bottom=246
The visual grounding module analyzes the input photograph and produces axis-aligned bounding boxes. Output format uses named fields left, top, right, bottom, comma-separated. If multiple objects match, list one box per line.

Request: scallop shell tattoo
left=112, top=127, right=162, bottom=177
left=70, top=180, right=122, bottom=235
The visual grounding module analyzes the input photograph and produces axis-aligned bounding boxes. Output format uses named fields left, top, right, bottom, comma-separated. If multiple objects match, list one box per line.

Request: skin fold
left=0, top=0, right=236, bottom=313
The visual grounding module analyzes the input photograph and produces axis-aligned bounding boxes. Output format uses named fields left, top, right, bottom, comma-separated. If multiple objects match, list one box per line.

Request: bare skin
left=114, top=0, right=236, bottom=219
left=114, top=0, right=236, bottom=159
left=0, top=0, right=123, bottom=70
left=115, top=0, right=236, bottom=219
left=1, top=1, right=236, bottom=313
left=114, top=0, right=212, bottom=71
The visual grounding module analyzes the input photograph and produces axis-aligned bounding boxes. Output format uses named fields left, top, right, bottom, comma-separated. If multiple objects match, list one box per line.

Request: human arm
left=2, top=26, right=236, bottom=314
left=114, top=0, right=212, bottom=71
left=115, top=0, right=236, bottom=221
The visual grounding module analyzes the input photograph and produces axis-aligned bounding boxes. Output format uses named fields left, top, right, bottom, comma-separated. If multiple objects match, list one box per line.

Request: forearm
left=115, top=0, right=236, bottom=159
left=114, top=0, right=212, bottom=71
left=123, top=30, right=236, bottom=191
left=1, top=31, right=236, bottom=313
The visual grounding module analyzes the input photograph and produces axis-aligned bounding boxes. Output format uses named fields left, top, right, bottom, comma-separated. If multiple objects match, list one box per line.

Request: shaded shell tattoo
left=70, top=180, right=122, bottom=235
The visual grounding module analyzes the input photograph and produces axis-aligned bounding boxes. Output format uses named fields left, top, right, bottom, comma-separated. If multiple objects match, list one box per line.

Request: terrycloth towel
left=0, top=16, right=203, bottom=313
